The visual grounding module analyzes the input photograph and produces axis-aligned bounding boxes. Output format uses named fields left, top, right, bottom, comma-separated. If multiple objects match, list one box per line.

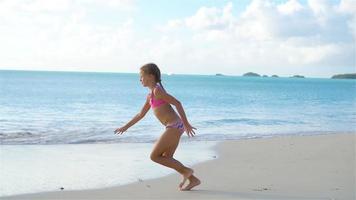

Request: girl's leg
left=161, top=132, right=201, bottom=190
left=150, top=128, right=195, bottom=188
left=150, top=128, right=191, bottom=173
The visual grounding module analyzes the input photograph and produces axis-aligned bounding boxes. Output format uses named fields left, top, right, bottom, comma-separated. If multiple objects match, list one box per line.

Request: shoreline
left=2, top=132, right=355, bottom=200
left=0, top=141, right=217, bottom=197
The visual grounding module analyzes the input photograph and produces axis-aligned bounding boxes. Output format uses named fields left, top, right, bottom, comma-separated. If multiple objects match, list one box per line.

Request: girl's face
left=140, top=70, right=155, bottom=87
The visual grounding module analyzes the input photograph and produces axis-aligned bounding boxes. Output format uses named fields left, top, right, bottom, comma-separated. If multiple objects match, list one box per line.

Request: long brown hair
left=140, top=63, right=165, bottom=91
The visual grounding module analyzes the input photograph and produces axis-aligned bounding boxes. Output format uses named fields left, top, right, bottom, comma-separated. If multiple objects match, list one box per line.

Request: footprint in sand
left=252, top=187, right=270, bottom=191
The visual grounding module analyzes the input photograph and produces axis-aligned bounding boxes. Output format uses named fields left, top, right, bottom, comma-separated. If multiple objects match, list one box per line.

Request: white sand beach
left=3, top=133, right=355, bottom=200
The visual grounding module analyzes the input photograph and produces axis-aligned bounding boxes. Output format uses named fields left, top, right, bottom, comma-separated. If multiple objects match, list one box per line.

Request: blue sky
left=0, top=0, right=354, bottom=77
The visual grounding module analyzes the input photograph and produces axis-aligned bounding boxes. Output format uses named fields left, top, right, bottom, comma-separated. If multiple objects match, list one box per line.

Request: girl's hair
left=140, top=63, right=165, bottom=91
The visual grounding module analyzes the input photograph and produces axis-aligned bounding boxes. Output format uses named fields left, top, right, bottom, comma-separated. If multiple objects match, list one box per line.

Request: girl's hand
left=114, top=126, right=128, bottom=135
left=184, top=123, right=197, bottom=137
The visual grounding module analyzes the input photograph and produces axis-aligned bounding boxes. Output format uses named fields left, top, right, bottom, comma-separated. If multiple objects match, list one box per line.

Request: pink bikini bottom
left=166, top=118, right=185, bottom=134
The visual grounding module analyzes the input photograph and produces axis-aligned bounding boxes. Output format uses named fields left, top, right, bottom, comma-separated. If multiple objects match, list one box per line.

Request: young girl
left=114, top=63, right=201, bottom=191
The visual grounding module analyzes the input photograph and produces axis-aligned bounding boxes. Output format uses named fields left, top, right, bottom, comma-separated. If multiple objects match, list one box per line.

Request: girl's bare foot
left=178, top=168, right=193, bottom=189
left=181, top=176, right=201, bottom=191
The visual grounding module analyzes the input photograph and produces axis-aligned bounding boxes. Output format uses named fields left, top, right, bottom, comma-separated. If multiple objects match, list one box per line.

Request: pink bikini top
left=149, top=84, right=167, bottom=108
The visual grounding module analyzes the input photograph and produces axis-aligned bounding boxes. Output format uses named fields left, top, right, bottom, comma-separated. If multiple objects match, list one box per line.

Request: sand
left=3, top=133, right=355, bottom=200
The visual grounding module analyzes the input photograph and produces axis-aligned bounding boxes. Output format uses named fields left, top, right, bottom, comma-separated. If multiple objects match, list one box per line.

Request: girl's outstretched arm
left=153, top=88, right=196, bottom=137
left=114, top=96, right=151, bottom=135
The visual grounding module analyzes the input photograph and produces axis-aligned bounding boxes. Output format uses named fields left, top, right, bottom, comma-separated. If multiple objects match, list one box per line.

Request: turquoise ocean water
left=0, top=70, right=355, bottom=144
left=0, top=70, right=355, bottom=196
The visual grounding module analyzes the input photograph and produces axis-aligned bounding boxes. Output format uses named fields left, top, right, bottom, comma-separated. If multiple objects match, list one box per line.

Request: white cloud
left=158, top=0, right=355, bottom=77
left=337, top=0, right=356, bottom=39
left=0, top=0, right=139, bottom=72
left=277, top=0, right=304, bottom=15
left=338, top=0, right=356, bottom=14
left=0, top=0, right=354, bottom=77
left=185, top=2, right=234, bottom=31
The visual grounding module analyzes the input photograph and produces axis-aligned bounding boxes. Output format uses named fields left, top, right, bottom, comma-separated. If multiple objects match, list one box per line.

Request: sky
left=0, top=0, right=355, bottom=77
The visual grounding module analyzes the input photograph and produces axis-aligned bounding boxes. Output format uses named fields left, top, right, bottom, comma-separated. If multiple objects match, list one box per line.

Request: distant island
left=242, top=72, right=305, bottom=78
left=290, top=75, right=305, bottom=78
left=239, top=72, right=356, bottom=79
left=215, top=73, right=224, bottom=76
left=331, top=73, right=356, bottom=79
left=243, top=72, right=260, bottom=77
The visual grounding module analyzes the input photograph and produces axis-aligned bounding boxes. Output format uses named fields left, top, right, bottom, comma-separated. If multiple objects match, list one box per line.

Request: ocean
left=0, top=70, right=355, bottom=196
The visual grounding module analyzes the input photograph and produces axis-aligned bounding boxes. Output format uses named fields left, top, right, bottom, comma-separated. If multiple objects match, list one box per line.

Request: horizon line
left=0, top=68, right=354, bottom=79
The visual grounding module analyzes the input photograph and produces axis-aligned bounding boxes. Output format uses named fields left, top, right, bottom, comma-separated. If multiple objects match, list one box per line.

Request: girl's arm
left=154, top=88, right=196, bottom=137
left=114, top=96, right=151, bottom=135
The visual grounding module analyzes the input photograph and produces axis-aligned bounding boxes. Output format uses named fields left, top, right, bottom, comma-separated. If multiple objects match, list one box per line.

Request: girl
left=114, top=63, right=201, bottom=191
